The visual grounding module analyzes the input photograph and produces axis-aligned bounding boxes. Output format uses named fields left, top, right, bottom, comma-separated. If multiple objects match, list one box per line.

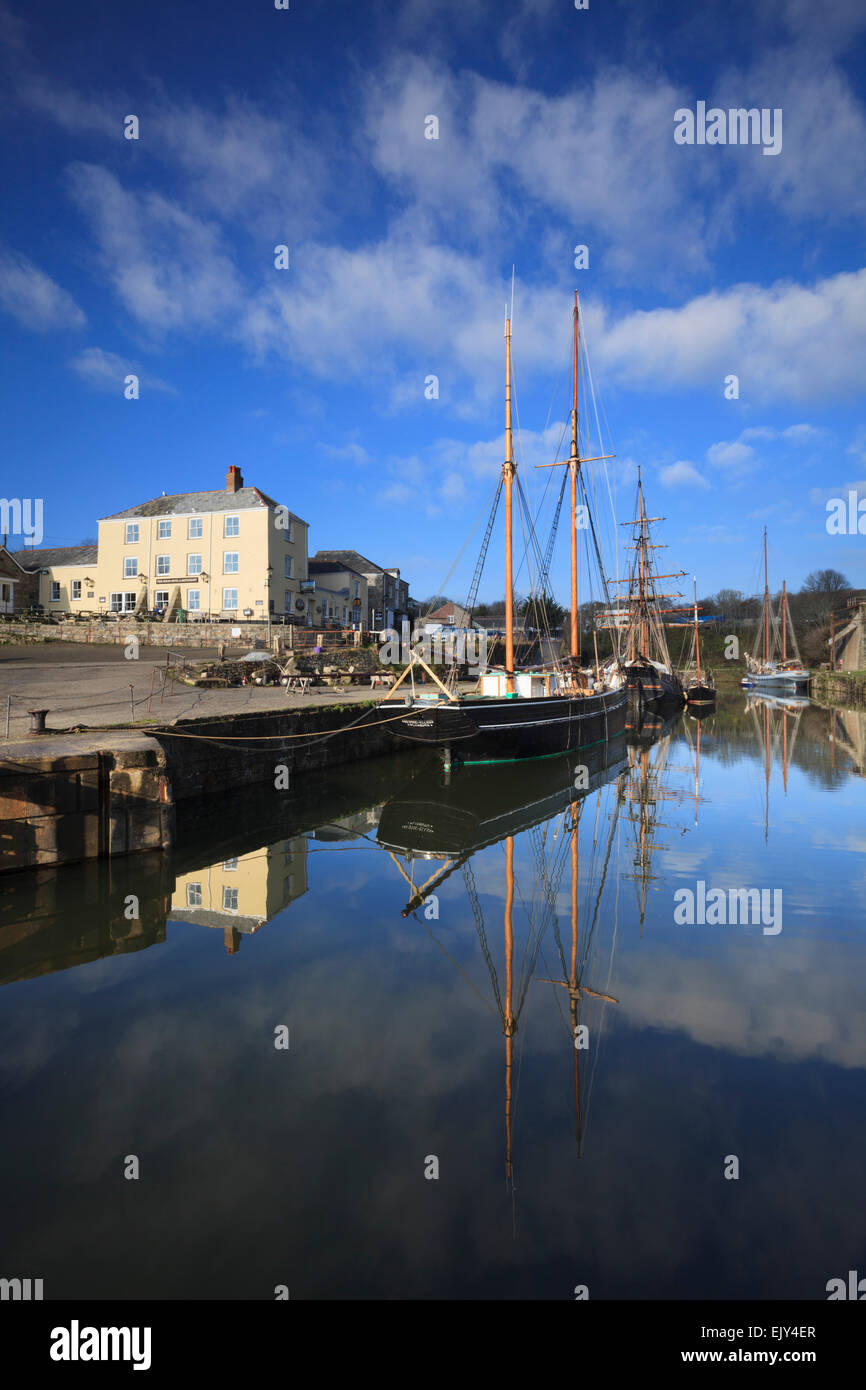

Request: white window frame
left=124, top=556, right=138, bottom=578
left=50, top=581, right=61, bottom=602
left=109, top=592, right=123, bottom=612
left=284, top=555, right=293, bottom=579
left=187, top=553, right=203, bottom=576
left=186, top=589, right=200, bottom=612
left=285, top=589, right=292, bottom=610
left=156, top=554, right=170, bottom=576
left=222, top=886, right=239, bottom=912
left=187, top=883, right=202, bottom=907
left=223, top=858, right=238, bottom=871
left=71, top=580, right=81, bottom=600
left=157, top=520, right=172, bottom=539
left=155, top=590, right=169, bottom=608
left=223, top=551, right=239, bottom=574
left=123, top=592, right=137, bottom=613
left=224, top=515, right=239, bottom=538
left=222, top=587, right=238, bottom=611
left=125, top=523, right=139, bottom=543
left=188, top=518, right=203, bottom=539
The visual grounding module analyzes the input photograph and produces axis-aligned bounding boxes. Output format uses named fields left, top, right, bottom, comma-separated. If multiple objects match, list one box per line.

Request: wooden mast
left=570, top=291, right=580, bottom=662
left=763, top=527, right=770, bottom=665
left=694, top=577, right=701, bottom=685
left=781, top=579, right=787, bottom=663
left=504, top=315, right=516, bottom=696
left=638, top=475, right=647, bottom=659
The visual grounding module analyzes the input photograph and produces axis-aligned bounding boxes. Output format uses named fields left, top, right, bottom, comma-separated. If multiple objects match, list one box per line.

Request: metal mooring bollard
left=27, top=708, right=49, bottom=734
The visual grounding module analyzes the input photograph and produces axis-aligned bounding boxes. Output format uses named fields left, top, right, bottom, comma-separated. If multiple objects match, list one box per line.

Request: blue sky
left=1, top=0, right=865, bottom=604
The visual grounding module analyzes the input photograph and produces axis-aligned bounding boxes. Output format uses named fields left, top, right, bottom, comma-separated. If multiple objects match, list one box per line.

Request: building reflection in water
left=170, top=837, right=310, bottom=954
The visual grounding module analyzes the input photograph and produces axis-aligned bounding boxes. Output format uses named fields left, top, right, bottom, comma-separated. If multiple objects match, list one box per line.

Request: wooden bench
left=369, top=673, right=395, bottom=690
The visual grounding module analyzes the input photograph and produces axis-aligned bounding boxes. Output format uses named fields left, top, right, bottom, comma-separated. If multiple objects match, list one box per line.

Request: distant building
left=311, top=550, right=410, bottom=629
left=424, top=601, right=471, bottom=628
left=0, top=545, right=41, bottom=614
left=307, top=559, right=369, bottom=628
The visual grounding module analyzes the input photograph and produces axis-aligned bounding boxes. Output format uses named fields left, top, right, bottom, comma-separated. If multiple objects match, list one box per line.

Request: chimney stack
left=226, top=466, right=243, bottom=493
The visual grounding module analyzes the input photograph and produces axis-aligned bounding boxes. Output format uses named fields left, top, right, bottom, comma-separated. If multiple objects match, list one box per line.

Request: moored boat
left=683, top=578, right=716, bottom=707
left=746, top=530, right=810, bottom=694
left=599, top=472, right=685, bottom=712
left=387, top=290, right=628, bottom=766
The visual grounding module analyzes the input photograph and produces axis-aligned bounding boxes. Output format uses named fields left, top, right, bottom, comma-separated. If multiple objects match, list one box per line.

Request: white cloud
left=362, top=55, right=713, bottom=281
left=0, top=247, right=86, bottom=330
left=659, top=460, right=710, bottom=490
left=70, top=346, right=177, bottom=395
left=706, top=439, right=756, bottom=474
left=595, top=268, right=866, bottom=402
left=319, top=443, right=372, bottom=466
left=66, top=163, right=243, bottom=335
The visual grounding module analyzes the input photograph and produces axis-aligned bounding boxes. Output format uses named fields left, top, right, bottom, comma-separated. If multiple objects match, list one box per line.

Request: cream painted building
left=12, top=467, right=311, bottom=621
left=307, top=559, right=368, bottom=628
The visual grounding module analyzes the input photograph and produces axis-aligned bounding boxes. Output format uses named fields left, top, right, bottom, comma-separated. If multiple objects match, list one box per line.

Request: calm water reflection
left=0, top=694, right=864, bottom=1299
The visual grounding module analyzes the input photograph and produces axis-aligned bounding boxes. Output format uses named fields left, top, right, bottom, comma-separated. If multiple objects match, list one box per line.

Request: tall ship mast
left=741, top=529, right=810, bottom=694
left=387, top=289, right=628, bottom=767
left=683, top=577, right=716, bottom=707
left=600, top=471, right=685, bottom=711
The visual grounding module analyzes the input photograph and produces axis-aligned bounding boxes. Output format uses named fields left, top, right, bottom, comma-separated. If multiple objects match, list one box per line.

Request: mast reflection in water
left=1, top=695, right=865, bottom=1300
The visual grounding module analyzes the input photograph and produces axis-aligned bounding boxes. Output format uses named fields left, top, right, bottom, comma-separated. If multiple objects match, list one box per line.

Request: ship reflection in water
left=0, top=694, right=865, bottom=1300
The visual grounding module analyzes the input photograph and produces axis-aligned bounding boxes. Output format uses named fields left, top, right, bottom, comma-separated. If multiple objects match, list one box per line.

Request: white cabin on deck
left=481, top=671, right=562, bottom=698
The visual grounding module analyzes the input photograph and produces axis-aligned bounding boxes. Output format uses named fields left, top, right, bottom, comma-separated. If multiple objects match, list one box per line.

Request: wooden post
left=4, top=694, right=10, bottom=741
left=830, top=611, right=835, bottom=671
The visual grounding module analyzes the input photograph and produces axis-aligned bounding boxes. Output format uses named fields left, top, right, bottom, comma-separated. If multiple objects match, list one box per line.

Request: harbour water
left=1, top=693, right=864, bottom=1299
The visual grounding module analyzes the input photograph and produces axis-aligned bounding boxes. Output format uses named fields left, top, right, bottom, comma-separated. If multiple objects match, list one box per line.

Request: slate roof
left=11, top=545, right=99, bottom=570
left=308, top=559, right=366, bottom=580
left=99, top=487, right=306, bottom=525
left=311, top=549, right=401, bottom=577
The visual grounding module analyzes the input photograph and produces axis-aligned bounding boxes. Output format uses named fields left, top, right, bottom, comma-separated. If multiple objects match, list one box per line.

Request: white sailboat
left=742, top=529, right=810, bottom=694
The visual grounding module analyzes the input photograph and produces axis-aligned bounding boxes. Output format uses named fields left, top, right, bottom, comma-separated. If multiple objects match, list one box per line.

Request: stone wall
left=0, top=619, right=288, bottom=649
left=153, top=701, right=400, bottom=800
left=0, top=735, right=175, bottom=873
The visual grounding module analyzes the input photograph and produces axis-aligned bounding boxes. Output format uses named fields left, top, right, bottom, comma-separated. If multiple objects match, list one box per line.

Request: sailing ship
left=742, top=529, right=810, bottom=693
left=387, top=291, right=628, bottom=767
left=683, top=578, right=716, bottom=706
left=600, top=471, right=685, bottom=710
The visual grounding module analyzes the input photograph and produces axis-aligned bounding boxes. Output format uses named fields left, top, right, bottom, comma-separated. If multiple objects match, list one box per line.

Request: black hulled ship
left=387, top=290, right=628, bottom=767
